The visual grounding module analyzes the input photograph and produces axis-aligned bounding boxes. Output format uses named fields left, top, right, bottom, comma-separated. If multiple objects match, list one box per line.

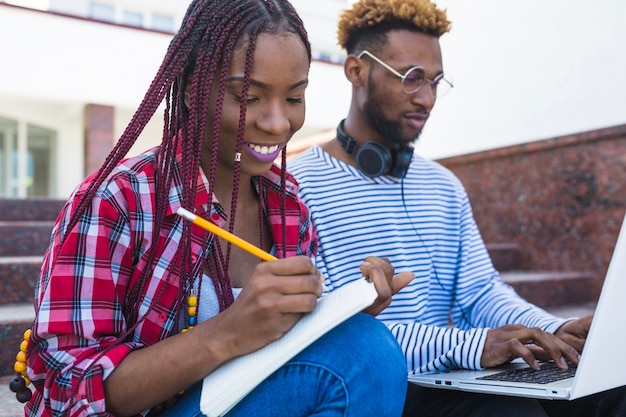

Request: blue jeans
left=161, top=313, right=407, bottom=417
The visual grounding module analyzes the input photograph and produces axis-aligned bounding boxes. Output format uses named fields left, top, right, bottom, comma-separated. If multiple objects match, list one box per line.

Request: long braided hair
left=60, top=0, right=311, bottom=336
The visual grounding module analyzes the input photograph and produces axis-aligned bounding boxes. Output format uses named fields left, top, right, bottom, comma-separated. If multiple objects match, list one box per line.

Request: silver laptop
left=408, top=213, right=626, bottom=400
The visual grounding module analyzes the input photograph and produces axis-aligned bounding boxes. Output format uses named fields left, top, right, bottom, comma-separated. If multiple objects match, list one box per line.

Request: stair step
left=0, top=198, right=65, bottom=222
left=545, top=301, right=596, bottom=318
left=486, top=243, right=522, bottom=271
left=501, top=271, right=599, bottom=308
left=0, top=304, right=34, bottom=380
left=0, top=374, right=25, bottom=416
left=0, top=257, right=42, bottom=305
left=0, top=290, right=599, bottom=381
left=0, top=222, right=53, bottom=257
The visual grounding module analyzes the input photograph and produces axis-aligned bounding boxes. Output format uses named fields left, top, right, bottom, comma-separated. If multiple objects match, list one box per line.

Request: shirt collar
left=164, top=146, right=220, bottom=224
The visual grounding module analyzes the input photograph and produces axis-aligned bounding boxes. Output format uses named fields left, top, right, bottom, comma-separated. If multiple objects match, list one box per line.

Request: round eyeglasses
left=357, top=50, right=454, bottom=98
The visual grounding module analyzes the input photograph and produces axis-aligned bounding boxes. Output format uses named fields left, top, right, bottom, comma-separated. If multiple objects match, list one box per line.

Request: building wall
left=0, top=3, right=348, bottom=198
left=2, top=1, right=625, bottom=198
left=0, top=95, right=84, bottom=197
left=438, top=123, right=626, bottom=287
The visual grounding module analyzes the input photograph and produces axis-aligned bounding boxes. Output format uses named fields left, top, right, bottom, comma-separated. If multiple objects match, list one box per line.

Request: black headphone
left=336, top=120, right=413, bottom=178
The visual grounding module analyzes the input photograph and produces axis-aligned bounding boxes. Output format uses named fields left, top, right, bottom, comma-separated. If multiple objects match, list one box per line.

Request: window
left=26, top=124, right=56, bottom=197
left=86, top=3, right=175, bottom=33
left=89, top=1, right=115, bottom=23
left=0, top=117, right=18, bottom=197
left=150, top=13, right=174, bottom=32
left=0, top=116, right=56, bottom=197
left=122, top=9, right=143, bottom=27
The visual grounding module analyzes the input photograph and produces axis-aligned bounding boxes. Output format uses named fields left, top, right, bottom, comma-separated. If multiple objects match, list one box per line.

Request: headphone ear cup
left=391, top=145, right=413, bottom=178
left=355, top=142, right=391, bottom=178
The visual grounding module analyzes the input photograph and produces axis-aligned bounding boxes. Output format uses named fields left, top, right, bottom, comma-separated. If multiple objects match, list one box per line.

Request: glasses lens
left=435, top=74, right=454, bottom=98
left=402, top=67, right=426, bottom=94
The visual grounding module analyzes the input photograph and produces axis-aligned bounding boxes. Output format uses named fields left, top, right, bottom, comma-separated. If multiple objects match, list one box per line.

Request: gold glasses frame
left=357, top=50, right=453, bottom=97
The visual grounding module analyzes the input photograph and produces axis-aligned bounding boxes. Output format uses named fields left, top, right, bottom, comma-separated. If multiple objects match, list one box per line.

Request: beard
left=362, top=82, right=423, bottom=147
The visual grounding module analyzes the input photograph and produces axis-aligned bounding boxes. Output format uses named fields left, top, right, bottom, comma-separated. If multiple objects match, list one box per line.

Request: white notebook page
left=200, top=278, right=377, bottom=417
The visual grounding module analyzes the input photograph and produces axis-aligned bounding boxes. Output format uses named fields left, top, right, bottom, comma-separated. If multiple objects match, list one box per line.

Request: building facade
left=2, top=0, right=625, bottom=198
left=0, top=0, right=349, bottom=198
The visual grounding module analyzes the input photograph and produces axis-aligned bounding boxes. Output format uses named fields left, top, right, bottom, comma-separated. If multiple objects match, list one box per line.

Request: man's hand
left=481, top=324, right=581, bottom=369
left=554, top=316, right=592, bottom=353
left=359, top=256, right=414, bottom=316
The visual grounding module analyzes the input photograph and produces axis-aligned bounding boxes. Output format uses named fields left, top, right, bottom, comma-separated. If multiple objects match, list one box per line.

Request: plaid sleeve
left=28, top=183, right=144, bottom=416
left=295, top=194, right=318, bottom=259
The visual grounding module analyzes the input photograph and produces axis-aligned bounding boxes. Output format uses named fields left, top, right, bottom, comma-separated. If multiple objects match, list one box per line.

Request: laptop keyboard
left=477, top=361, right=577, bottom=384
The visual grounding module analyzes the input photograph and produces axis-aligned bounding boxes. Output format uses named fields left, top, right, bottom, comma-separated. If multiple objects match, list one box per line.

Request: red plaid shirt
left=26, top=146, right=317, bottom=416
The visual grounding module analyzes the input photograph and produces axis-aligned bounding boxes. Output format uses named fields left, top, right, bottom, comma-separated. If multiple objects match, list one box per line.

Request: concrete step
left=0, top=301, right=598, bottom=417
left=501, top=271, right=599, bottom=308
left=545, top=301, right=596, bottom=318
left=0, top=198, right=65, bottom=222
left=0, top=257, right=41, bottom=305
left=0, top=374, right=25, bottom=417
left=0, top=222, right=54, bottom=257
left=486, top=242, right=522, bottom=271
left=0, top=304, right=35, bottom=382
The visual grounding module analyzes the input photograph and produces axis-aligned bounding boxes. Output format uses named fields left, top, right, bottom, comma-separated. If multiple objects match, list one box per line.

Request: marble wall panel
left=438, top=124, right=626, bottom=289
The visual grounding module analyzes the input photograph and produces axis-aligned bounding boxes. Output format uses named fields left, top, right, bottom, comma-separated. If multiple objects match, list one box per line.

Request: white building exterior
left=0, top=0, right=350, bottom=198
left=1, top=0, right=625, bottom=198
left=424, top=0, right=626, bottom=159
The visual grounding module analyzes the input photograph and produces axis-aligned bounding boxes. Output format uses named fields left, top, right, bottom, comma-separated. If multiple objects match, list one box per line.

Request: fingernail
left=533, top=360, right=540, bottom=369
left=360, top=261, right=371, bottom=267
left=560, top=357, right=568, bottom=368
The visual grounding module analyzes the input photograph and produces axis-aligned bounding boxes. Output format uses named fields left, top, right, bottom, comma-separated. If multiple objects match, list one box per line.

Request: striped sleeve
left=289, top=146, right=567, bottom=374
left=388, top=320, right=488, bottom=374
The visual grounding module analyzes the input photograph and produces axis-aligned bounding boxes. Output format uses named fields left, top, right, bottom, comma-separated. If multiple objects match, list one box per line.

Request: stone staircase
left=0, top=199, right=600, bottom=380
left=0, top=199, right=64, bottom=381
left=0, top=199, right=599, bottom=415
left=488, top=243, right=599, bottom=314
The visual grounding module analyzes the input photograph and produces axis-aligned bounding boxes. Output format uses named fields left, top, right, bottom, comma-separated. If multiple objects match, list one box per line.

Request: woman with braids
left=21, top=0, right=411, bottom=416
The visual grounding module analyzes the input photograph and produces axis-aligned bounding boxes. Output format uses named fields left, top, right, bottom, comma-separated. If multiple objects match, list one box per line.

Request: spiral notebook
left=200, top=278, right=378, bottom=417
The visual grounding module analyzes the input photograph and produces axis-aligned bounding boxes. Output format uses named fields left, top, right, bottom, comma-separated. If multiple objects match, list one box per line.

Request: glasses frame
left=357, top=50, right=453, bottom=96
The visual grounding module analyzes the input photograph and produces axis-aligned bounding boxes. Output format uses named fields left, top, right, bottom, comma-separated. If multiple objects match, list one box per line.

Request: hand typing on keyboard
left=554, top=315, right=593, bottom=352
left=480, top=323, right=583, bottom=370
left=477, top=361, right=578, bottom=384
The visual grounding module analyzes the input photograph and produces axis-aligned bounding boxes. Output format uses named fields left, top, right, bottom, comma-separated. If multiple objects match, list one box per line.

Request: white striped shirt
left=289, top=145, right=567, bottom=374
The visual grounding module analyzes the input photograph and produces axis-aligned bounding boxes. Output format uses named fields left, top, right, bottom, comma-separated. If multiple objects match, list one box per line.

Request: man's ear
left=344, top=54, right=366, bottom=88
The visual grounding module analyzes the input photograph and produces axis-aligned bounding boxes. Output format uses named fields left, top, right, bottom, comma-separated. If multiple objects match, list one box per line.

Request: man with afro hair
left=289, top=0, right=626, bottom=415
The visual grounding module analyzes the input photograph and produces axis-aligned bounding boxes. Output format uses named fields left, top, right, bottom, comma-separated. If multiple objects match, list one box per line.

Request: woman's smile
left=243, top=141, right=283, bottom=163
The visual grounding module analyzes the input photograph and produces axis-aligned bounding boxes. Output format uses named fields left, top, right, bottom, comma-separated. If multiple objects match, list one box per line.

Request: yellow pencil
left=176, top=207, right=330, bottom=292
left=177, top=207, right=276, bottom=261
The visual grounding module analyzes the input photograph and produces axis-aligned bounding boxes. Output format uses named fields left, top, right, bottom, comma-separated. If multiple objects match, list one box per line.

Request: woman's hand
left=209, top=256, right=323, bottom=360
left=359, top=256, right=414, bottom=316
left=107, top=256, right=322, bottom=416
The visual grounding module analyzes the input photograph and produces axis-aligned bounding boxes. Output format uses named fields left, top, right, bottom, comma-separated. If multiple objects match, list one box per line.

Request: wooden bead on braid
left=9, top=329, right=33, bottom=403
left=182, top=289, right=198, bottom=333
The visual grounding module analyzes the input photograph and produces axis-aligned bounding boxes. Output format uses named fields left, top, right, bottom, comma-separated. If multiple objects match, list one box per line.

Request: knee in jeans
left=340, top=314, right=407, bottom=378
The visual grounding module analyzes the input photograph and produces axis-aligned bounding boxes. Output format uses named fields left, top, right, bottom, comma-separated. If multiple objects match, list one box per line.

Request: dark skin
left=555, top=315, right=592, bottom=352
left=324, top=28, right=592, bottom=372
left=104, top=31, right=413, bottom=416
left=105, top=32, right=317, bottom=417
